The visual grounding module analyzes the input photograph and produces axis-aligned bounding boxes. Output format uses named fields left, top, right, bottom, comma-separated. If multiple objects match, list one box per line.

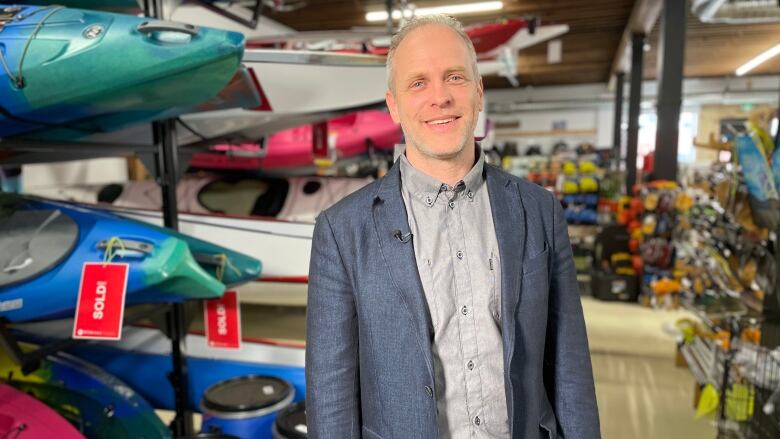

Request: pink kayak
left=190, top=109, right=401, bottom=171
left=0, top=382, right=85, bottom=439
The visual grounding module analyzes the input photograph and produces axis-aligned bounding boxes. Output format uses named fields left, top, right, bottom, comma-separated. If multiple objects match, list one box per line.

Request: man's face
left=386, top=24, right=484, bottom=161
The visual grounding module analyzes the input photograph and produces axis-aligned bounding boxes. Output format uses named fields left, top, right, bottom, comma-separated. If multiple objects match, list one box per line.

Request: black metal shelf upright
left=140, top=0, right=193, bottom=434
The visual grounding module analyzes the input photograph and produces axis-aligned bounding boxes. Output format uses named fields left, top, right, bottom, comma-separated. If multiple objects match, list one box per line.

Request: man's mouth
left=425, top=116, right=460, bottom=126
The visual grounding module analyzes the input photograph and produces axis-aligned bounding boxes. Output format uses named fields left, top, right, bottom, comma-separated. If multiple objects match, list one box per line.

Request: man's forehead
left=398, top=23, right=463, bottom=49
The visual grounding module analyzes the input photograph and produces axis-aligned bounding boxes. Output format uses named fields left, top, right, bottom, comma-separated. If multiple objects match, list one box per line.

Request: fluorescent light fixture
left=366, top=1, right=503, bottom=22
left=735, top=43, right=780, bottom=76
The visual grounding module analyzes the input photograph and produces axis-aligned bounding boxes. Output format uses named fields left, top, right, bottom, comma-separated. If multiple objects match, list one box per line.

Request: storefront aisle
left=583, top=298, right=715, bottom=438
left=229, top=298, right=716, bottom=438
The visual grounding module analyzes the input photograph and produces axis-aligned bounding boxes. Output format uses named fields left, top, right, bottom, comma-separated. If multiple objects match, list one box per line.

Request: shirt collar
left=399, top=145, right=486, bottom=207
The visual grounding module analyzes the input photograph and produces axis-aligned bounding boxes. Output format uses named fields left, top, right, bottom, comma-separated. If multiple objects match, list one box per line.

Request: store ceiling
left=263, top=0, right=780, bottom=89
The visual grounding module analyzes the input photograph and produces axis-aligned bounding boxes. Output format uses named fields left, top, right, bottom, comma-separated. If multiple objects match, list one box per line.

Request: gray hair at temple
left=385, top=14, right=480, bottom=93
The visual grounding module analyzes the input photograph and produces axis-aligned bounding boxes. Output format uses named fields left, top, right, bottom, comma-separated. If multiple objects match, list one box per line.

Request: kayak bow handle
left=137, top=20, right=200, bottom=37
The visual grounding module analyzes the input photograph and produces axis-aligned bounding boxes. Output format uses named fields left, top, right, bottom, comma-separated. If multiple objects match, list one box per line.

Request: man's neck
left=405, top=143, right=476, bottom=187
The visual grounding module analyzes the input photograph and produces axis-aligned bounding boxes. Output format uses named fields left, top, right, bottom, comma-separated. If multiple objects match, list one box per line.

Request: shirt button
left=461, top=305, right=468, bottom=315
left=457, top=250, right=463, bottom=259
left=467, top=360, right=474, bottom=370
left=474, top=416, right=481, bottom=426
left=448, top=201, right=455, bottom=209
left=467, top=191, right=474, bottom=199
left=425, top=196, right=432, bottom=205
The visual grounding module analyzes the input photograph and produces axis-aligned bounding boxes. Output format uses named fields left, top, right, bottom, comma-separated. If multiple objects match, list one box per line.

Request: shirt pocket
left=489, top=251, right=500, bottom=322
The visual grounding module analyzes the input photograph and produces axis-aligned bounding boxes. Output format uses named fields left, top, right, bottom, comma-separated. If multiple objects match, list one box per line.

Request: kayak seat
left=0, top=209, right=78, bottom=289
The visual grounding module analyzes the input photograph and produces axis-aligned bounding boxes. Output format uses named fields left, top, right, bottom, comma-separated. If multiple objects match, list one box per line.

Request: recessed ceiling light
left=366, top=1, right=503, bottom=22
left=735, top=43, right=780, bottom=76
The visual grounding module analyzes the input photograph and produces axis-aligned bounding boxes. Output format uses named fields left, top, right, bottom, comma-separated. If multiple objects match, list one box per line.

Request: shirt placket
left=444, top=188, right=486, bottom=436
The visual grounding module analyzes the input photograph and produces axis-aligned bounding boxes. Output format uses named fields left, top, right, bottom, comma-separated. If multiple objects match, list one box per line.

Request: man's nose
left=429, top=81, right=453, bottom=107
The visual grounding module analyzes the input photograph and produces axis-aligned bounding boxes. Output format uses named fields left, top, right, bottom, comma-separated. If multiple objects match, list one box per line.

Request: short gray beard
left=402, top=121, right=473, bottom=161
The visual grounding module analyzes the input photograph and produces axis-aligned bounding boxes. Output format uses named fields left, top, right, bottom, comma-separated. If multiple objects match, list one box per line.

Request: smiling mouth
left=426, top=116, right=460, bottom=126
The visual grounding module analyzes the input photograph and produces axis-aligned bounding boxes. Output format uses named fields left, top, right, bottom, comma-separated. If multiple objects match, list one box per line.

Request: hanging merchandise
left=634, top=181, right=680, bottom=308
left=735, top=134, right=780, bottom=229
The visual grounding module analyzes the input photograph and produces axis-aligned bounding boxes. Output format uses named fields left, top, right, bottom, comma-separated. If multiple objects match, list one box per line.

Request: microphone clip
left=393, top=229, right=413, bottom=243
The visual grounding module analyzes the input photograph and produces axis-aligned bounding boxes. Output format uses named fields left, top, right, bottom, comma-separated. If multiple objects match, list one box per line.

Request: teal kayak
left=0, top=4, right=244, bottom=139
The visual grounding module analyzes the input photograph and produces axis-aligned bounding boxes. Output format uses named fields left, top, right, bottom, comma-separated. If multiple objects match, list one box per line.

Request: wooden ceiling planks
left=263, top=0, right=780, bottom=87
left=643, top=9, right=780, bottom=80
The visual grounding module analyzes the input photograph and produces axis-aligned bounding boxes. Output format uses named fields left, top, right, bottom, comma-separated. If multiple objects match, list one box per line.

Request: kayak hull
left=0, top=5, right=244, bottom=139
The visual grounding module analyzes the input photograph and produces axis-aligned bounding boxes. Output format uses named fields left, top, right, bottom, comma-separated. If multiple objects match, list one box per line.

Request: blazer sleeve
left=545, top=198, right=601, bottom=438
left=306, top=212, right=361, bottom=438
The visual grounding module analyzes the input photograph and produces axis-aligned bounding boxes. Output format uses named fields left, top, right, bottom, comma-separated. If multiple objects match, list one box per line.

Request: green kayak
left=0, top=4, right=244, bottom=139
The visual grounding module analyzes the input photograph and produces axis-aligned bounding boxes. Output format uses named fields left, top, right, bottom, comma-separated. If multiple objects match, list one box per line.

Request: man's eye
left=449, top=74, right=464, bottom=81
left=411, top=81, right=424, bottom=88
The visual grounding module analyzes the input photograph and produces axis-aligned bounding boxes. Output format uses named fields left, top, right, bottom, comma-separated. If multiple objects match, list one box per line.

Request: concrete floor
left=582, top=297, right=716, bottom=439
left=217, top=297, right=716, bottom=438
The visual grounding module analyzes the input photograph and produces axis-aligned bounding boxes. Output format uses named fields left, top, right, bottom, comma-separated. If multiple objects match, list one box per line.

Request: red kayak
left=190, top=109, right=401, bottom=171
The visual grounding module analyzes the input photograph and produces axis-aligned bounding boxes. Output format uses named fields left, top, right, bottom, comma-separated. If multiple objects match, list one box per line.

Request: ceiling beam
left=609, top=0, right=663, bottom=84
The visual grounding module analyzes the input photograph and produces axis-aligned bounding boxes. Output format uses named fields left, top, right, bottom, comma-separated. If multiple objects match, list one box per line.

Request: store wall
left=492, top=107, right=611, bottom=155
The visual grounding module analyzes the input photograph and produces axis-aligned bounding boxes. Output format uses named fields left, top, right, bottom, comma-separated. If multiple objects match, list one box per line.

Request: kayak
left=0, top=4, right=244, bottom=139
left=0, top=195, right=261, bottom=322
left=25, top=174, right=374, bottom=305
left=176, top=49, right=388, bottom=143
left=0, top=382, right=85, bottom=439
left=190, top=110, right=401, bottom=171
left=0, top=345, right=171, bottom=438
left=26, top=173, right=370, bottom=223
left=15, top=322, right=306, bottom=412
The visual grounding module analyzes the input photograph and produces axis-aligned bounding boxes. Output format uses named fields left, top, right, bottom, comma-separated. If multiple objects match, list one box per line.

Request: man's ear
left=386, top=90, right=400, bottom=124
left=477, top=77, right=484, bottom=112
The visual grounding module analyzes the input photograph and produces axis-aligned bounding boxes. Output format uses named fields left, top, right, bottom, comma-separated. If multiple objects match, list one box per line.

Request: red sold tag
left=72, top=263, right=129, bottom=340
left=204, top=291, right=241, bottom=349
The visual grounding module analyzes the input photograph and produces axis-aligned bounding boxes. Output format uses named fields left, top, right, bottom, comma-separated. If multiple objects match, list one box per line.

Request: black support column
left=613, top=72, right=625, bottom=171
left=626, top=33, right=645, bottom=194
left=146, top=0, right=193, bottom=435
left=653, top=0, right=687, bottom=182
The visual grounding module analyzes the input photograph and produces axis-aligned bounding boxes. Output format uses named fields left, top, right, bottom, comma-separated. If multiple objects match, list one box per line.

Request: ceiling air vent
left=692, top=0, right=780, bottom=24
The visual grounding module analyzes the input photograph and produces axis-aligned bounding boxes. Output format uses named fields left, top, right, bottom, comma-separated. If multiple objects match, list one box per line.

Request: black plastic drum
left=201, top=375, right=295, bottom=439
left=273, top=402, right=307, bottom=439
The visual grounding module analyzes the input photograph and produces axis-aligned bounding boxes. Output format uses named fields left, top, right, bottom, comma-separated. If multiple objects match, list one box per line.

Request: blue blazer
left=306, top=160, right=600, bottom=438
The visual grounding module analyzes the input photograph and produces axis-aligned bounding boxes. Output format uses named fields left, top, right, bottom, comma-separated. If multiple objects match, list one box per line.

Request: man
left=306, top=14, right=600, bottom=439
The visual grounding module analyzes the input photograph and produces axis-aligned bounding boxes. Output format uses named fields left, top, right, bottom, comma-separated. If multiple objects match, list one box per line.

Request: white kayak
left=26, top=174, right=372, bottom=305
left=179, top=49, right=388, bottom=143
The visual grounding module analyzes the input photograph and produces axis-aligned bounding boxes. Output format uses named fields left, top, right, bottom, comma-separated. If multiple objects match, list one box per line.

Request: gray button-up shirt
left=400, top=149, right=509, bottom=438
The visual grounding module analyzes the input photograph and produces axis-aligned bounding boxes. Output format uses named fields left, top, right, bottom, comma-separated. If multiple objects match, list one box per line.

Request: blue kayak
left=0, top=345, right=171, bottom=438
left=15, top=323, right=306, bottom=412
left=0, top=4, right=244, bottom=139
left=0, top=195, right=261, bottom=322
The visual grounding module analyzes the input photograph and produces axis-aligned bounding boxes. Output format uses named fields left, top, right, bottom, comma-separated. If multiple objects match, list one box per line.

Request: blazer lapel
left=372, top=161, right=435, bottom=379
left=486, top=166, right=527, bottom=365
